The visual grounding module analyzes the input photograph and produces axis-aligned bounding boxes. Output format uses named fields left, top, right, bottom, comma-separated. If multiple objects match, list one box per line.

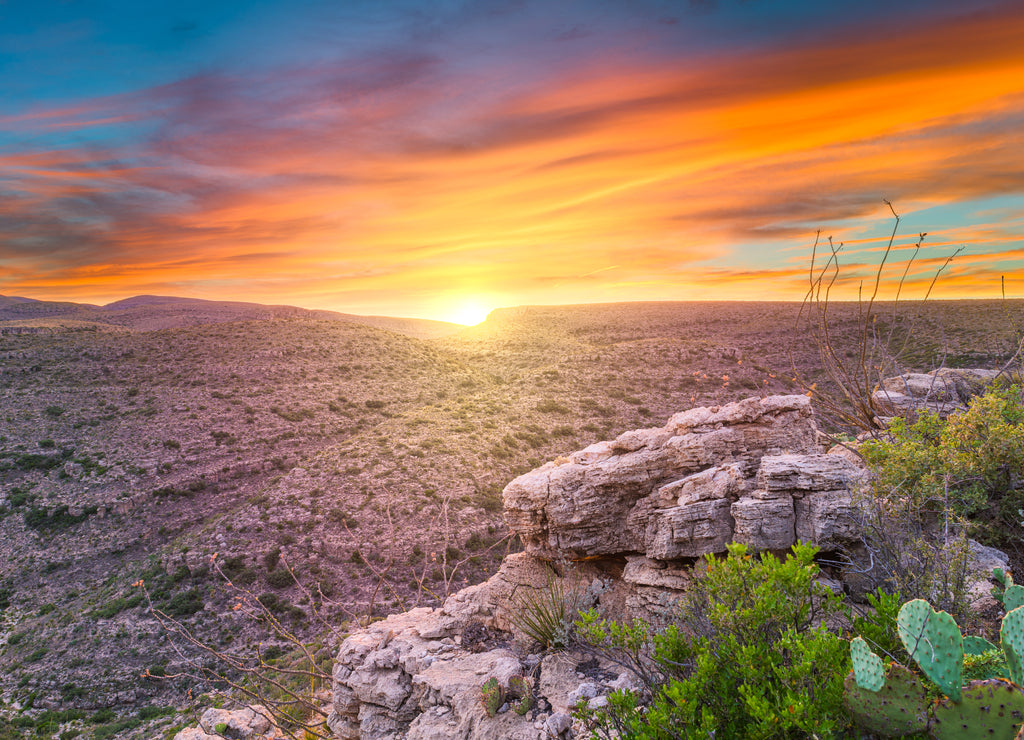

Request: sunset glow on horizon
left=4, top=1, right=1024, bottom=321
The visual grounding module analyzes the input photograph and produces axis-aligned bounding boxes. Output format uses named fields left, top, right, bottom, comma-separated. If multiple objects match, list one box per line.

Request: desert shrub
left=234, top=568, right=258, bottom=586
left=575, top=543, right=850, bottom=740
left=162, top=589, right=204, bottom=618
left=536, top=399, right=570, bottom=414
left=263, top=547, right=281, bottom=572
left=44, top=405, right=65, bottom=418
left=266, top=568, right=295, bottom=589
left=91, top=593, right=144, bottom=619
left=327, top=508, right=358, bottom=528
left=220, top=555, right=249, bottom=579
left=861, top=384, right=1024, bottom=576
left=23, top=505, right=96, bottom=531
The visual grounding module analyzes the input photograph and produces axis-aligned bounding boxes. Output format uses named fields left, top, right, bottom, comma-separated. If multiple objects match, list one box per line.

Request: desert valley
left=0, top=295, right=1022, bottom=737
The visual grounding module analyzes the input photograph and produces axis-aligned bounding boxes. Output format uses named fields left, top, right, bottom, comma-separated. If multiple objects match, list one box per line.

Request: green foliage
left=862, top=384, right=1024, bottom=553
left=962, top=648, right=1007, bottom=682
left=851, top=389, right=1024, bottom=619
left=576, top=543, right=850, bottom=739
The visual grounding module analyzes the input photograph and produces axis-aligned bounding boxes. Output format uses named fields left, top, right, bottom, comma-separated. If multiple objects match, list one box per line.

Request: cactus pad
left=843, top=664, right=929, bottom=737
left=507, top=675, right=533, bottom=716
left=850, top=636, right=885, bottom=691
left=1005, top=585, right=1024, bottom=614
left=1002, top=606, right=1024, bottom=685
left=964, top=635, right=1000, bottom=656
left=930, top=679, right=1024, bottom=740
left=480, top=676, right=505, bottom=717
left=897, top=599, right=963, bottom=701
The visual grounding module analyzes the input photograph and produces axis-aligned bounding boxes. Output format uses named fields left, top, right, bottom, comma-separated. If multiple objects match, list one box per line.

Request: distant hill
left=0, top=295, right=99, bottom=321
left=0, top=294, right=462, bottom=339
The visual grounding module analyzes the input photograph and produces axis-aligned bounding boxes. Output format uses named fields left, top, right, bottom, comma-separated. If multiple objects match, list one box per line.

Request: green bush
left=162, top=589, right=204, bottom=617
left=864, top=384, right=1024, bottom=526
left=266, top=568, right=295, bottom=589
left=861, top=383, right=1024, bottom=593
left=576, top=543, right=850, bottom=739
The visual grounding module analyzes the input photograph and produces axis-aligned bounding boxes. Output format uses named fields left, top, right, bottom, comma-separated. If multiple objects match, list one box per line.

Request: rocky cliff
left=324, top=394, right=886, bottom=740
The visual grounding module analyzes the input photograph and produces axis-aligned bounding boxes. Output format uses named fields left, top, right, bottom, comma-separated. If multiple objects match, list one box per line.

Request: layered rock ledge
left=326, top=395, right=880, bottom=739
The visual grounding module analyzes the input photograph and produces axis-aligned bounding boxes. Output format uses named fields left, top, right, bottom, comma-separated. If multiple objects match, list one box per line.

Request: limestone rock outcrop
left=871, top=367, right=999, bottom=419
left=328, top=395, right=878, bottom=739
left=504, top=395, right=865, bottom=560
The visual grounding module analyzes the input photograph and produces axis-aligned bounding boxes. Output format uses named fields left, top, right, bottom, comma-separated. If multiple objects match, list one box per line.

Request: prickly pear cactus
left=897, top=598, right=964, bottom=701
left=995, top=568, right=1015, bottom=607
left=850, top=636, right=885, bottom=691
left=1002, top=606, right=1024, bottom=685
left=843, top=663, right=929, bottom=737
left=1006, top=585, right=1024, bottom=613
left=964, top=635, right=1000, bottom=656
left=930, top=678, right=1024, bottom=740
left=508, top=675, right=533, bottom=716
left=481, top=676, right=505, bottom=717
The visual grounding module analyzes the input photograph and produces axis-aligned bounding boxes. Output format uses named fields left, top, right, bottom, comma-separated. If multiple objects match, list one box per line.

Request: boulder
left=196, top=706, right=276, bottom=739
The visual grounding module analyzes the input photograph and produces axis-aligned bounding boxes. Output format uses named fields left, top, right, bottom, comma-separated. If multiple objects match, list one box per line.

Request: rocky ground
left=0, top=297, right=1020, bottom=738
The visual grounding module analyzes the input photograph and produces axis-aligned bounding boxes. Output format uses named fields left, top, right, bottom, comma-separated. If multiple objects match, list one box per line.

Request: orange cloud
left=6, top=4, right=1024, bottom=314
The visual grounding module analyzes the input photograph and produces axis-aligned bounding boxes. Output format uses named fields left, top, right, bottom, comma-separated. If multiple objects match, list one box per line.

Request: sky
left=2, top=0, right=1024, bottom=324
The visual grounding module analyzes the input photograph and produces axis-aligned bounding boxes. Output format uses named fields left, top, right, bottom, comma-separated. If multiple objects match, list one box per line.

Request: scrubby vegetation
left=564, top=381, right=1024, bottom=739
left=575, top=543, right=851, bottom=739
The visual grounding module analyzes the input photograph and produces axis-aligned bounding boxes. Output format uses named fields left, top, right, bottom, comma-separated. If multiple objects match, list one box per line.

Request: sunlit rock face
left=327, top=396, right=875, bottom=740
left=502, top=394, right=863, bottom=558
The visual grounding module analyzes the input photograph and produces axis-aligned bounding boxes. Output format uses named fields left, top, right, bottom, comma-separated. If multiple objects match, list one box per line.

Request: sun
left=447, top=299, right=492, bottom=326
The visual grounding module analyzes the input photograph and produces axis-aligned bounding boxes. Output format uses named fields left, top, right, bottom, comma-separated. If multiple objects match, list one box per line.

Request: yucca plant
left=507, top=563, right=584, bottom=650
